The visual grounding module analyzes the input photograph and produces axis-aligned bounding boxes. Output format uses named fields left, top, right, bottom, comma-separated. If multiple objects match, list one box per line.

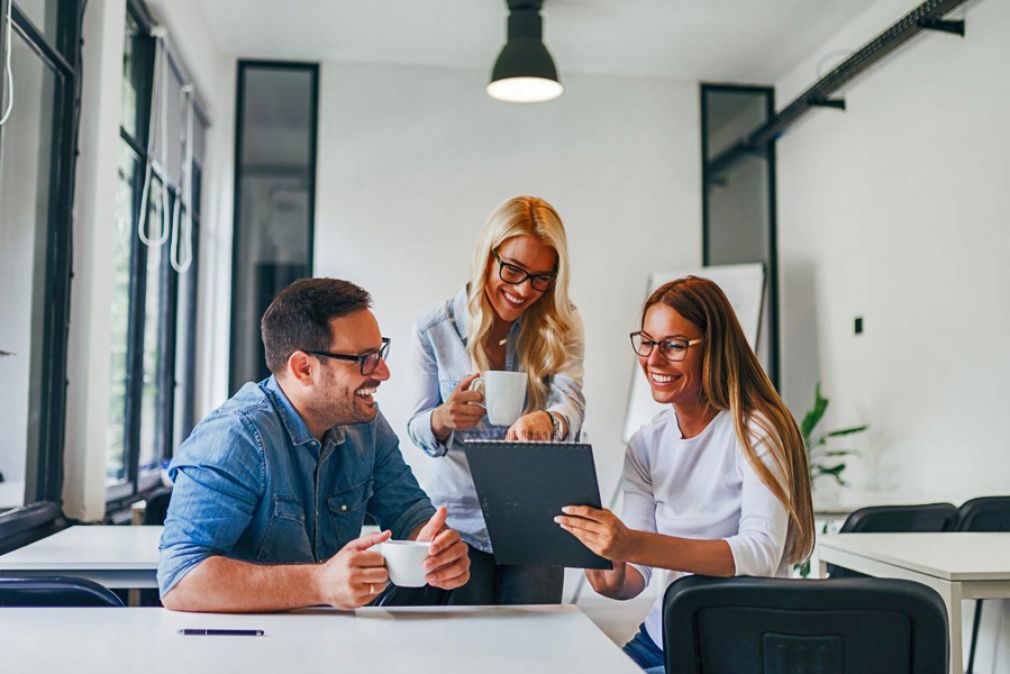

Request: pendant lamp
left=487, top=0, right=563, bottom=103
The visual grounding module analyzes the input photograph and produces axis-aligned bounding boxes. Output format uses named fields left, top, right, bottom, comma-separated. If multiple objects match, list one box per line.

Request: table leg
left=936, top=580, right=964, bottom=674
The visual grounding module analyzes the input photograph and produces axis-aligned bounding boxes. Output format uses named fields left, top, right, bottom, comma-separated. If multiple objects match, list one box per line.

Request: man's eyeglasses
left=493, top=249, right=557, bottom=292
left=306, top=337, right=390, bottom=376
left=630, top=331, right=703, bottom=363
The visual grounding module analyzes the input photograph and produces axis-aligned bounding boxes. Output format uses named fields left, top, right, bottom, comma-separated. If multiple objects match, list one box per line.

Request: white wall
left=64, top=0, right=235, bottom=520
left=776, top=0, right=1009, bottom=669
left=313, top=62, right=701, bottom=506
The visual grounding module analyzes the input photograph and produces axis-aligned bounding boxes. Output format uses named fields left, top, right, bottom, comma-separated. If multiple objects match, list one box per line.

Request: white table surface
left=817, top=532, right=1010, bottom=674
left=0, top=605, right=642, bottom=674
left=0, top=525, right=162, bottom=588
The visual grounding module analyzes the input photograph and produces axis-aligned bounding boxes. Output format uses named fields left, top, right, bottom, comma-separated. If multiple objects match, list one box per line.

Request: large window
left=106, top=2, right=206, bottom=504
left=0, top=0, right=82, bottom=531
left=230, top=61, right=318, bottom=392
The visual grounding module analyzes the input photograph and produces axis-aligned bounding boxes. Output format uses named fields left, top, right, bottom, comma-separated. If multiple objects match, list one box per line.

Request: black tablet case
left=463, top=440, right=612, bottom=569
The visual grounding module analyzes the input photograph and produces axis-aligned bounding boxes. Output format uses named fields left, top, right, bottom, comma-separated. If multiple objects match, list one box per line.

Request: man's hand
left=413, top=506, right=470, bottom=590
left=316, top=529, right=392, bottom=609
left=432, top=374, right=485, bottom=441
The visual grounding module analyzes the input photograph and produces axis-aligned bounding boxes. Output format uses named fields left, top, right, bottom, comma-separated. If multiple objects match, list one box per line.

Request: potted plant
left=795, top=383, right=868, bottom=577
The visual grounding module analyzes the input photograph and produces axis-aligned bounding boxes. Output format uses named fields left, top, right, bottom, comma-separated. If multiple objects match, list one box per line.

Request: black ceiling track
left=707, top=0, right=968, bottom=180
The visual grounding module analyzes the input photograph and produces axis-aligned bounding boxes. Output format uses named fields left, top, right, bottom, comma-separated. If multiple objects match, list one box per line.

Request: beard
left=307, top=380, right=381, bottom=429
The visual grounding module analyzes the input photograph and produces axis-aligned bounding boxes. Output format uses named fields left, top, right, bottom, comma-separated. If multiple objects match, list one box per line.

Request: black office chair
left=663, top=575, right=948, bottom=674
left=829, top=502, right=959, bottom=578
left=143, top=486, right=173, bottom=525
left=0, top=576, right=124, bottom=607
left=957, top=496, right=1010, bottom=674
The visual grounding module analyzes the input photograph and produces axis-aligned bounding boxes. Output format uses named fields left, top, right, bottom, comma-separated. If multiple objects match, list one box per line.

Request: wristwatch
left=544, top=411, right=563, bottom=441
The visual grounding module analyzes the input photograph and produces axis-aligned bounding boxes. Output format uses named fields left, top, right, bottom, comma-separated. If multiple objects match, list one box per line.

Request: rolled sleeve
left=545, top=309, right=586, bottom=440
left=370, top=413, right=437, bottom=539
left=620, top=436, right=658, bottom=587
left=157, top=419, right=264, bottom=597
left=406, top=322, right=452, bottom=458
left=724, top=437, right=789, bottom=577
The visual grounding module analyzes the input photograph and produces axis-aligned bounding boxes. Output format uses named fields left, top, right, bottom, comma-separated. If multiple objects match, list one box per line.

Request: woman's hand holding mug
left=431, top=373, right=485, bottom=442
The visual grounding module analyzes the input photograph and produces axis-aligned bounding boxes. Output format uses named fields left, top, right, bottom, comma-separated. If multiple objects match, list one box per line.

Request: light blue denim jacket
left=406, top=286, right=585, bottom=552
left=158, top=376, right=435, bottom=597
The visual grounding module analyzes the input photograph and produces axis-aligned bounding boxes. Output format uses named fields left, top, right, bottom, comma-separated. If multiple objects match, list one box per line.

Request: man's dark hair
left=261, top=278, right=372, bottom=374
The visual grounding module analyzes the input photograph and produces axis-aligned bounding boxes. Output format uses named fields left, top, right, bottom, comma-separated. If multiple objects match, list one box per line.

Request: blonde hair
left=466, top=196, right=576, bottom=413
left=643, top=276, right=815, bottom=564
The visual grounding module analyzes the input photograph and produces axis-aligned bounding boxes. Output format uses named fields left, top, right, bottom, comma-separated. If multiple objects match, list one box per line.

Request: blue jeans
left=623, top=623, right=665, bottom=674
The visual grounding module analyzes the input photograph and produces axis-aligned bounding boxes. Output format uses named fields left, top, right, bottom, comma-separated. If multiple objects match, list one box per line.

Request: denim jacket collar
left=263, top=375, right=346, bottom=448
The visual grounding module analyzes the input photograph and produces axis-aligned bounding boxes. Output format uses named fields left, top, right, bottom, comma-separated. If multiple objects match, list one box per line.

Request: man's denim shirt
left=406, top=285, right=585, bottom=552
left=157, top=376, right=435, bottom=598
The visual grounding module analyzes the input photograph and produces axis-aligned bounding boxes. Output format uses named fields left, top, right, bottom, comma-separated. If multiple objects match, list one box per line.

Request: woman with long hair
left=557, top=276, right=813, bottom=673
left=407, top=195, right=585, bottom=604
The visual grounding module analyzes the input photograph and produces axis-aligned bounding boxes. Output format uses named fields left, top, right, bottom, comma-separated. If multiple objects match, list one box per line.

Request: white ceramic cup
left=378, top=540, right=432, bottom=587
left=469, top=370, right=528, bottom=426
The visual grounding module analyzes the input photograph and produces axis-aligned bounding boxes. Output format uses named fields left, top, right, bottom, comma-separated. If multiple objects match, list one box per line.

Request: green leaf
left=821, top=449, right=859, bottom=457
left=800, top=383, right=829, bottom=439
left=825, top=425, right=868, bottom=438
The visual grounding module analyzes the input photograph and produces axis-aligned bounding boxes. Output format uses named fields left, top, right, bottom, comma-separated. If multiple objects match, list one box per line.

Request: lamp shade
left=487, top=4, right=563, bottom=103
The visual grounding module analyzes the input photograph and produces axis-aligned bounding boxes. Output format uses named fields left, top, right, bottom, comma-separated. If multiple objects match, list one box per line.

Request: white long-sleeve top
left=622, top=408, right=790, bottom=647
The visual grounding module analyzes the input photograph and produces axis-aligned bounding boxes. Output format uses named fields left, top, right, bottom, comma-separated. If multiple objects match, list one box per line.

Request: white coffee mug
left=469, top=370, right=528, bottom=426
left=379, top=540, right=431, bottom=587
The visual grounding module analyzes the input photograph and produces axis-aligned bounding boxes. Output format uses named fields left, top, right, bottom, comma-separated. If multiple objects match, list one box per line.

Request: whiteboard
left=621, top=263, right=765, bottom=442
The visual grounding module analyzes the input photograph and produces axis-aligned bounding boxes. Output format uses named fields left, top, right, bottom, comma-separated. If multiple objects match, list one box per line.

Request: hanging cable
left=0, top=0, right=14, bottom=126
left=170, top=83, right=194, bottom=273
left=137, top=29, right=170, bottom=247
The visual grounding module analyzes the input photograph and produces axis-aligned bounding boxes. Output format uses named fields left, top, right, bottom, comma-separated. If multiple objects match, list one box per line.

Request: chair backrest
left=143, top=487, right=173, bottom=525
left=956, top=496, right=1010, bottom=532
left=829, top=502, right=959, bottom=578
left=0, top=576, right=124, bottom=607
left=663, top=575, right=948, bottom=674
left=839, top=503, right=960, bottom=533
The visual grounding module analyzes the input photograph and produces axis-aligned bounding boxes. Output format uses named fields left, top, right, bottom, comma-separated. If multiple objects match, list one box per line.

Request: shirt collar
left=263, top=375, right=346, bottom=448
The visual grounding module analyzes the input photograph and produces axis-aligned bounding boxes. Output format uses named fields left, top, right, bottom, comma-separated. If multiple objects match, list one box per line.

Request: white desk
left=817, top=532, right=1010, bottom=674
left=0, top=605, right=642, bottom=673
left=0, top=525, right=162, bottom=588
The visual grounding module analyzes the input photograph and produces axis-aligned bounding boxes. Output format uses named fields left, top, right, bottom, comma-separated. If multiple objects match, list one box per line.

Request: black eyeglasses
left=306, top=337, right=390, bottom=375
left=630, top=331, right=703, bottom=363
left=493, top=249, right=557, bottom=292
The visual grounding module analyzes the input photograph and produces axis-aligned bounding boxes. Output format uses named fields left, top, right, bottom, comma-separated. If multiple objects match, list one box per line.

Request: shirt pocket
left=327, top=478, right=374, bottom=517
left=325, top=479, right=374, bottom=553
left=256, top=495, right=311, bottom=563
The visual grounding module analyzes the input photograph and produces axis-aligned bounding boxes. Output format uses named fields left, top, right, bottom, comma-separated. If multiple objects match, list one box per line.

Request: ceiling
left=194, top=0, right=882, bottom=83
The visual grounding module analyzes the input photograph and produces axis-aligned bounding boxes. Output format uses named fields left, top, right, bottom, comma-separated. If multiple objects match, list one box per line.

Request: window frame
left=0, top=0, right=83, bottom=539
left=700, top=83, right=780, bottom=387
left=105, top=0, right=207, bottom=509
left=229, top=59, right=319, bottom=394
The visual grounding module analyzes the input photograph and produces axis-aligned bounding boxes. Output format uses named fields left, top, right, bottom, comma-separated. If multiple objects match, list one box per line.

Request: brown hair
left=643, top=276, right=814, bottom=564
left=261, top=278, right=371, bottom=374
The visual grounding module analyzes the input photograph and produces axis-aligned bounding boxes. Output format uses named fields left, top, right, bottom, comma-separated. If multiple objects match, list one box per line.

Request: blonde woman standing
left=407, top=196, right=585, bottom=604
left=556, top=277, right=813, bottom=673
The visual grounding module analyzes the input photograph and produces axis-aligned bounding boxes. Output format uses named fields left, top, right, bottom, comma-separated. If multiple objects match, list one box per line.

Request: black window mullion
left=157, top=191, right=181, bottom=465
